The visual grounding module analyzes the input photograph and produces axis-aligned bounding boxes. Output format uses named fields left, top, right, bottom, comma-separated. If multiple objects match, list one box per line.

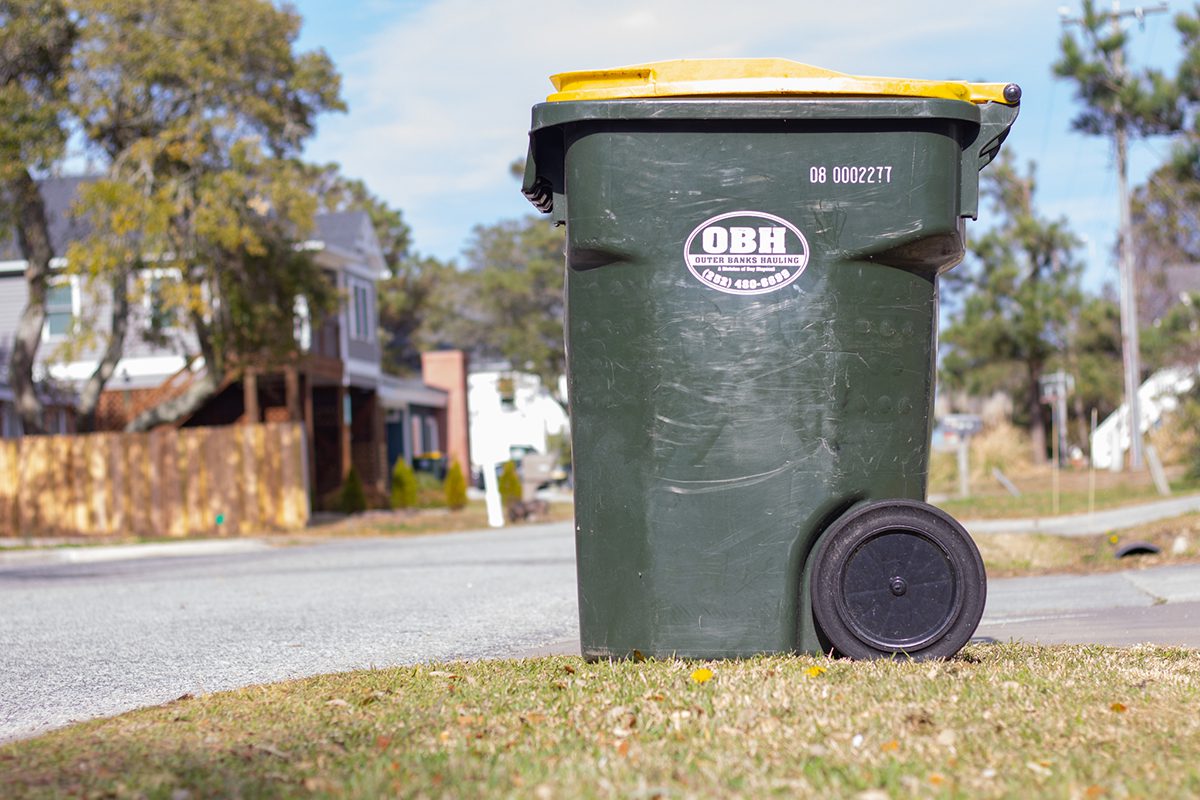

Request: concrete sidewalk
left=530, top=562, right=1200, bottom=656
left=0, top=538, right=272, bottom=568
left=962, top=492, right=1200, bottom=537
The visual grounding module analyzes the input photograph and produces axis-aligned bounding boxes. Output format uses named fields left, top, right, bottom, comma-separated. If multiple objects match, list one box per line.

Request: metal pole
left=1052, top=405, right=1061, bottom=515
left=1060, top=2, right=1167, bottom=471
left=957, top=436, right=970, bottom=499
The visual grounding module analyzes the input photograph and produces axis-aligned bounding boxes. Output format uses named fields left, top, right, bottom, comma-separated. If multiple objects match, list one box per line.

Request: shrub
left=415, top=471, right=447, bottom=508
left=339, top=465, right=367, bottom=514
left=391, top=458, right=418, bottom=509
left=498, top=460, right=523, bottom=508
left=444, top=459, right=468, bottom=510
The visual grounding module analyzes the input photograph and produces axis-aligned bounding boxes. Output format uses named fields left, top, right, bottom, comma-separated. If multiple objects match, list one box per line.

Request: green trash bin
left=522, top=59, right=1019, bottom=661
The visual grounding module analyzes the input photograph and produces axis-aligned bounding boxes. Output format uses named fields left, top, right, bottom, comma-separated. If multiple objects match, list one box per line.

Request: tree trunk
left=1028, top=364, right=1047, bottom=464
left=125, top=312, right=221, bottom=432
left=6, top=170, right=55, bottom=435
left=76, top=269, right=131, bottom=432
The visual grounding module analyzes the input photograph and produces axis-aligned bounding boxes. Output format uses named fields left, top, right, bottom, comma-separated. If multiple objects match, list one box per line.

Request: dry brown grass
left=4, top=645, right=1199, bottom=799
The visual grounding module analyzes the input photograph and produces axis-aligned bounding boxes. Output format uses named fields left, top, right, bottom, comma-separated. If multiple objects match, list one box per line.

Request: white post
left=483, top=461, right=505, bottom=528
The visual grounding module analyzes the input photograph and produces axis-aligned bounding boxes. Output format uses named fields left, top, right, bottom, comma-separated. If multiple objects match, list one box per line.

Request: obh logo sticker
left=684, top=211, right=809, bottom=296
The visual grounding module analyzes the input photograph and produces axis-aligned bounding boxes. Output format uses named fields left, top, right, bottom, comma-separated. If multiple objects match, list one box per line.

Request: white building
left=1092, top=365, right=1197, bottom=470
left=467, top=363, right=568, bottom=471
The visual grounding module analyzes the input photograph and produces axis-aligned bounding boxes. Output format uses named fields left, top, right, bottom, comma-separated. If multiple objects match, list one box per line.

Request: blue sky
left=292, top=0, right=1184, bottom=291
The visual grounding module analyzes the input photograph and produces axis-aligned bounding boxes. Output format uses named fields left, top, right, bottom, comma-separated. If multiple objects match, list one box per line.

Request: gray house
left=0, top=177, right=456, bottom=504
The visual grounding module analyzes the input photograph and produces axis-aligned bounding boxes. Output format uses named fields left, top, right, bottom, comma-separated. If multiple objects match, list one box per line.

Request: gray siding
left=0, top=272, right=197, bottom=369
left=347, top=336, right=380, bottom=364
left=0, top=274, right=29, bottom=344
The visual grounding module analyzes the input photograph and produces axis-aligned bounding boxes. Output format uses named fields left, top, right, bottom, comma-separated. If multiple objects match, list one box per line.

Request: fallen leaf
left=253, top=744, right=290, bottom=760
left=690, top=668, right=714, bottom=684
left=881, top=739, right=900, bottom=752
left=562, top=664, right=576, bottom=674
left=1026, top=761, right=1052, bottom=777
left=1110, top=702, right=1127, bottom=713
left=855, top=791, right=889, bottom=800
left=325, top=698, right=349, bottom=708
left=929, top=773, right=945, bottom=786
left=616, top=740, right=630, bottom=757
left=375, top=736, right=392, bottom=751
left=1085, top=785, right=1106, bottom=798
left=632, top=650, right=646, bottom=663
left=806, top=666, right=827, bottom=678
left=428, top=670, right=460, bottom=679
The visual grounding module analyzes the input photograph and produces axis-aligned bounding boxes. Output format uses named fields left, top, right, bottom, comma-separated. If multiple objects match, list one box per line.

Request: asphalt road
left=3, top=521, right=1200, bottom=744
left=0, top=523, right=578, bottom=744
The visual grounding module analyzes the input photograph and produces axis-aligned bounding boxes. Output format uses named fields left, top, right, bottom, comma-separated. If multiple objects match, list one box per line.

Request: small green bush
left=444, top=459, right=468, bottom=510
left=339, top=465, right=367, bottom=514
left=498, top=460, right=522, bottom=508
left=414, top=471, right=447, bottom=508
left=391, top=458, right=418, bottom=509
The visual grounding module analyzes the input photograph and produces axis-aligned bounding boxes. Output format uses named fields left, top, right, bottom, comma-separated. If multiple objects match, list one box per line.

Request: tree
left=941, top=154, right=1083, bottom=462
left=498, top=460, right=522, bottom=509
left=0, top=0, right=76, bottom=434
left=64, top=0, right=344, bottom=431
left=390, top=457, right=418, bottom=509
left=457, top=217, right=567, bottom=397
left=1131, top=152, right=1200, bottom=326
left=1056, top=0, right=1185, bottom=468
left=339, top=464, right=366, bottom=514
left=443, top=459, right=467, bottom=511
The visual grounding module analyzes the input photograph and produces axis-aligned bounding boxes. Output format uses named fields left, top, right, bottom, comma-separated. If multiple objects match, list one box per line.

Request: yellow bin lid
left=547, top=58, right=1016, bottom=105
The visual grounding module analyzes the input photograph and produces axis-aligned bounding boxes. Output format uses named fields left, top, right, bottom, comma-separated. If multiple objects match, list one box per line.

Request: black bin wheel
left=810, top=500, right=986, bottom=660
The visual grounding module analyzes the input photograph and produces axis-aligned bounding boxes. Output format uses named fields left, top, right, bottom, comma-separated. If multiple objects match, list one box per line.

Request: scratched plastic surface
left=524, top=97, right=1018, bottom=659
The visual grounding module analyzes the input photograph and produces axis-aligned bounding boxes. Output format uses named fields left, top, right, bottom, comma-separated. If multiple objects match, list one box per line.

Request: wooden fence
left=0, top=423, right=309, bottom=538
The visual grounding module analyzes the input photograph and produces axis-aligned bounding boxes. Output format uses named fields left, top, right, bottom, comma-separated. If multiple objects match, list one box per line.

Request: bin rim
left=547, top=58, right=1016, bottom=106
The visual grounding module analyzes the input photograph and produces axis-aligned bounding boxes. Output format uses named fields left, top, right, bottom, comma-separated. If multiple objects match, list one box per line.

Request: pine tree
left=443, top=460, right=468, bottom=511
left=339, top=466, right=367, bottom=514
left=498, top=460, right=522, bottom=509
left=391, top=458, right=418, bottom=509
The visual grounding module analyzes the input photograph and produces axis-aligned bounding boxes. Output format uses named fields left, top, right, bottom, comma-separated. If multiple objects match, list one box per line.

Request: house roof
left=314, top=210, right=368, bottom=254
left=0, top=176, right=96, bottom=262
left=1, top=176, right=376, bottom=266
left=379, top=374, right=447, bottom=409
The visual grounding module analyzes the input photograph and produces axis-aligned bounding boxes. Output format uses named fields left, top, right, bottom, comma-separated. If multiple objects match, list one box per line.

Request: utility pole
left=1060, top=1, right=1168, bottom=471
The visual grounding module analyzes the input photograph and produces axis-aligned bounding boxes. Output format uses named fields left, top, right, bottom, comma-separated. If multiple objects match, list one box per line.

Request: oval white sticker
left=684, top=210, right=810, bottom=296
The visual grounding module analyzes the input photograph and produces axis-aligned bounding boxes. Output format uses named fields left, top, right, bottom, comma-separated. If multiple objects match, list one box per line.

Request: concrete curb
left=0, top=539, right=273, bottom=569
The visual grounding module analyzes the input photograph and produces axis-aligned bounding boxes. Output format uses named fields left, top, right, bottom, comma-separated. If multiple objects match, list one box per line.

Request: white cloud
left=302, top=0, right=1061, bottom=258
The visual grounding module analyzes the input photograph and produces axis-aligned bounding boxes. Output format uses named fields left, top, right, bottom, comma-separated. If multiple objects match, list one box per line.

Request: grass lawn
left=933, top=477, right=1200, bottom=520
left=301, top=500, right=574, bottom=540
left=3, top=644, right=1199, bottom=798
left=974, top=511, right=1200, bottom=577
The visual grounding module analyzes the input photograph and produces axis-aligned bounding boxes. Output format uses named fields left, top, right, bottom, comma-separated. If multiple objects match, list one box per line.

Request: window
left=294, top=296, right=312, bottom=351
left=146, top=276, right=176, bottom=332
left=44, top=282, right=74, bottom=339
left=346, top=278, right=374, bottom=342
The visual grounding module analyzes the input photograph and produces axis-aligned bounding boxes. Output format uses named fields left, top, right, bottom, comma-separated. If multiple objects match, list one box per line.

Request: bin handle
left=959, top=88, right=1020, bottom=219
left=523, top=129, right=566, bottom=224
